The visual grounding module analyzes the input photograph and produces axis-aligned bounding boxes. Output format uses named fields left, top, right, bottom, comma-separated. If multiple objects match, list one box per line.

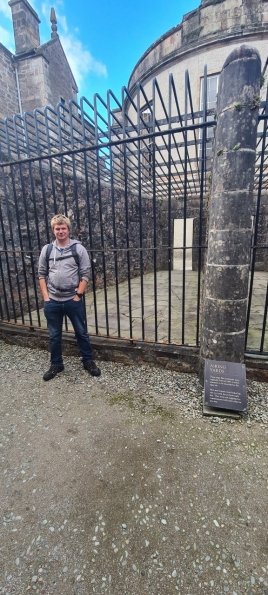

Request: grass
left=109, top=391, right=175, bottom=421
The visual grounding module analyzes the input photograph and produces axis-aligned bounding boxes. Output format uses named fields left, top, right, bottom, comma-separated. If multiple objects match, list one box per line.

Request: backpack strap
left=45, top=244, right=53, bottom=275
left=46, top=243, right=80, bottom=278
left=70, top=243, right=80, bottom=269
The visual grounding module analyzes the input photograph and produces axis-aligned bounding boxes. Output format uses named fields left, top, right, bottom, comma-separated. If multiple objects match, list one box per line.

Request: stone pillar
left=200, top=45, right=261, bottom=378
left=9, top=0, right=40, bottom=55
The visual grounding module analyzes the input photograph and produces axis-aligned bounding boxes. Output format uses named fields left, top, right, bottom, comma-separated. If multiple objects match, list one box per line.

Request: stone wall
left=0, top=162, right=166, bottom=317
left=254, top=194, right=268, bottom=271
left=0, top=45, right=20, bottom=120
left=2, top=321, right=268, bottom=379
left=15, top=54, right=47, bottom=114
left=128, top=0, right=268, bottom=91
left=1, top=160, right=267, bottom=323
left=39, top=38, right=78, bottom=108
left=15, top=39, right=78, bottom=115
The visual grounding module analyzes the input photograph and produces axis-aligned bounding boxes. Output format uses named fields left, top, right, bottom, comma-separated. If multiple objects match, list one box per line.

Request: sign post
left=203, top=360, right=247, bottom=417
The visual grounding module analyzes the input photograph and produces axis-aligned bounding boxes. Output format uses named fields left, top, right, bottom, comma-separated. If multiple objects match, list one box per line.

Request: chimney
left=8, top=0, right=41, bottom=55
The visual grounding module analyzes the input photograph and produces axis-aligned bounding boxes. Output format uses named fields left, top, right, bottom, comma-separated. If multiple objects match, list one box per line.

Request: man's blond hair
left=51, top=214, right=71, bottom=231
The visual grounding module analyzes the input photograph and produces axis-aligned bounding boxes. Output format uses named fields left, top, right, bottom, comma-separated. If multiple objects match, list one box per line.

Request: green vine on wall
left=250, top=95, right=261, bottom=109
left=234, top=103, right=243, bottom=112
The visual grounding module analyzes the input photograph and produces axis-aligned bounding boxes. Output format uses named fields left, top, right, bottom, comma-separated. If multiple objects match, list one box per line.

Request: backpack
left=46, top=243, right=80, bottom=277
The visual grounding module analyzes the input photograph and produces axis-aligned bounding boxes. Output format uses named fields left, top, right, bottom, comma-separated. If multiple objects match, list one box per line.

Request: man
left=38, top=214, right=101, bottom=381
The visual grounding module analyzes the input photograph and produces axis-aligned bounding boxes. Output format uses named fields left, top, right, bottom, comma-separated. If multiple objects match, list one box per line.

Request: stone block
left=202, top=296, right=247, bottom=333
left=215, top=108, right=259, bottom=152
left=201, top=326, right=246, bottom=362
left=209, top=191, right=253, bottom=229
left=218, top=45, right=261, bottom=111
left=205, top=264, right=249, bottom=300
left=211, top=150, right=255, bottom=193
left=207, top=229, right=252, bottom=265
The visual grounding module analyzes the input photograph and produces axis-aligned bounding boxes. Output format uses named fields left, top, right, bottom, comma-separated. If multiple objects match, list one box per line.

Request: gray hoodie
left=38, top=239, right=91, bottom=301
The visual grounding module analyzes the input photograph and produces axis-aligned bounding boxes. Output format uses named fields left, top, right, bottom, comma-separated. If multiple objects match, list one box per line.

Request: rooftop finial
left=50, top=7, right=58, bottom=39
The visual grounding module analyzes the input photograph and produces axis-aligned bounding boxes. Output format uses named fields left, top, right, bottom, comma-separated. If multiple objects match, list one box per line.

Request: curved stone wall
left=128, top=0, right=268, bottom=104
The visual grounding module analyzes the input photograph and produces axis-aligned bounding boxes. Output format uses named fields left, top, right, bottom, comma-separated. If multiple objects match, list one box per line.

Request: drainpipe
left=13, top=60, right=23, bottom=116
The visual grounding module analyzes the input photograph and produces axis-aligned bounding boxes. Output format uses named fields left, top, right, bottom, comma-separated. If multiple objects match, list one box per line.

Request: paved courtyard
left=16, top=271, right=267, bottom=352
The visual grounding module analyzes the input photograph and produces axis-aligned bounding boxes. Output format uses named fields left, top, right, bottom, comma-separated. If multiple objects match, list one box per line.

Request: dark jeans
left=44, top=298, right=93, bottom=366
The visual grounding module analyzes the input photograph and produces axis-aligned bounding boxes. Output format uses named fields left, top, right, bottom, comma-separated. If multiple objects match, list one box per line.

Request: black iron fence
left=246, top=85, right=268, bottom=356
left=0, top=68, right=267, bottom=354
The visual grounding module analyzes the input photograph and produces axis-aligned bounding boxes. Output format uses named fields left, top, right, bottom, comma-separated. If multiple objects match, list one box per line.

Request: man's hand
left=39, top=279, right=50, bottom=302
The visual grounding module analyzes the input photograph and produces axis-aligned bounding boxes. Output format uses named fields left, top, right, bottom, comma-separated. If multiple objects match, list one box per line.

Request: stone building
left=125, top=0, right=268, bottom=165
left=0, top=0, right=78, bottom=121
left=123, top=0, right=268, bottom=271
left=128, top=0, right=268, bottom=112
left=0, top=0, right=267, bottom=355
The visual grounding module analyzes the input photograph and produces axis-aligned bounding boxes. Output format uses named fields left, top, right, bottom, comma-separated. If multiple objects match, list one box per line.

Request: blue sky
left=0, top=0, right=199, bottom=104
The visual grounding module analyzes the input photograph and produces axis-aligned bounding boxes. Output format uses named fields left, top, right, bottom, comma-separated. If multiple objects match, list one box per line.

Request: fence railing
left=0, top=69, right=267, bottom=354
left=246, top=84, right=268, bottom=356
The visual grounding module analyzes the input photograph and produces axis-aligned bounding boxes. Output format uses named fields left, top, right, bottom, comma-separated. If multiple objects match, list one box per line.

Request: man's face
left=53, top=224, right=70, bottom=242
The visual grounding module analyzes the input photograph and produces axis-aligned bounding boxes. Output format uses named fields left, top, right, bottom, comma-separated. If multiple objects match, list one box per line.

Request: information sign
left=204, top=360, right=247, bottom=412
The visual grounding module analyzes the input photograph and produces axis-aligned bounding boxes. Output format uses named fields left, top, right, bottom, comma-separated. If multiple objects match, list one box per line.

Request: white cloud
left=0, top=0, right=11, bottom=19
left=0, top=25, right=14, bottom=51
left=61, top=34, right=108, bottom=88
left=57, top=14, right=68, bottom=33
left=41, top=1, right=50, bottom=23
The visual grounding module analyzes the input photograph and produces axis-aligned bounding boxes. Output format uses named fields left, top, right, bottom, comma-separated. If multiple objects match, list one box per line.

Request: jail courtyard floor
left=19, top=270, right=268, bottom=352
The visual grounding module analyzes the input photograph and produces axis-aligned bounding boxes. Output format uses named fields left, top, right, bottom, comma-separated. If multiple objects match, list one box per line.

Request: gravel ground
left=0, top=340, right=268, bottom=595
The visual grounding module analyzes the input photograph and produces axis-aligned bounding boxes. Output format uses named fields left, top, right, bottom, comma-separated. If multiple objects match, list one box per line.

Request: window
left=141, top=103, right=153, bottom=181
left=199, top=74, right=219, bottom=161
left=200, top=75, right=219, bottom=111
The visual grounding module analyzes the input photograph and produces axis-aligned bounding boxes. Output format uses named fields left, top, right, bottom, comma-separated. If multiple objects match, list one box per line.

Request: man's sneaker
left=43, top=365, right=64, bottom=381
left=83, top=361, right=101, bottom=377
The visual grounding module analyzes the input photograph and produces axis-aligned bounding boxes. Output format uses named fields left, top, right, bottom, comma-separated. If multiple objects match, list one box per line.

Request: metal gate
left=246, top=85, right=268, bottom=356
left=0, top=68, right=267, bottom=355
left=0, top=69, right=213, bottom=348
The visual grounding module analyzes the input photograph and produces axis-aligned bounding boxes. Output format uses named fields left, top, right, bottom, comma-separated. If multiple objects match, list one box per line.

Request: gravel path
left=0, top=341, right=268, bottom=595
